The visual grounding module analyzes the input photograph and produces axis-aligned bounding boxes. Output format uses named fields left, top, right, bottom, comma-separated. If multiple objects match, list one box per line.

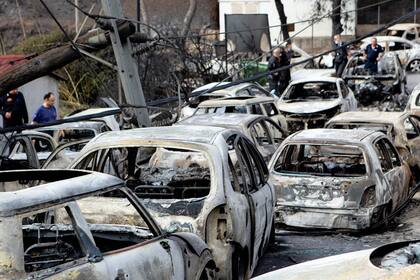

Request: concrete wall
left=218, top=0, right=356, bottom=50
left=0, top=76, right=60, bottom=127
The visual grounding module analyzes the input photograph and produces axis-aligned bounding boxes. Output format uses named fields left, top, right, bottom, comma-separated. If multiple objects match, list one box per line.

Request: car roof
left=198, top=96, right=275, bottom=107
left=0, top=170, right=123, bottom=217
left=178, top=113, right=264, bottom=127
left=85, top=126, right=227, bottom=149
left=289, top=77, right=340, bottom=85
left=206, top=83, right=259, bottom=96
left=35, top=120, right=105, bottom=131
left=388, top=23, right=420, bottom=30
left=288, top=128, right=378, bottom=144
left=328, top=111, right=408, bottom=125
left=361, top=36, right=414, bottom=44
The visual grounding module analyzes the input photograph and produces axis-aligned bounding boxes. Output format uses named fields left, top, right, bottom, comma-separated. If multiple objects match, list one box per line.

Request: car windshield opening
left=283, top=82, right=339, bottom=101
left=274, top=144, right=367, bottom=177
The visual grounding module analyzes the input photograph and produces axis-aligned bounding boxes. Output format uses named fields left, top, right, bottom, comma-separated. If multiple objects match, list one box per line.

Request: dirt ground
left=253, top=193, right=420, bottom=277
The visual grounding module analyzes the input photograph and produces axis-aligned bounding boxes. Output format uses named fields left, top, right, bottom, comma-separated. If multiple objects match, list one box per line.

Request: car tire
left=269, top=218, right=276, bottom=244
left=196, top=249, right=216, bottom=280
left=232, top=246, right=248, bottom=280
left=382, top=203, right=393, bottom=228
left=407, top=59, right=420, bottom=72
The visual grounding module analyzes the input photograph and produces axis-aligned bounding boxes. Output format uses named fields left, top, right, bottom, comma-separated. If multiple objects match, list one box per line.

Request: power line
left=39, top=0, right=114, bottom=100
left=64, top=0, right=394, bottom=41
left=198, top=7, right=420, bottom=95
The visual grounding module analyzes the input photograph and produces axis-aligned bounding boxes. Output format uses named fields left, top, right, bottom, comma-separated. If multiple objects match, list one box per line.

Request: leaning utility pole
left=100, top=0, right=150, bottom=126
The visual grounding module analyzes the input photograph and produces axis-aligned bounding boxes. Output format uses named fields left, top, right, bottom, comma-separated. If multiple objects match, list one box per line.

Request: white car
left=254, top=240, right=420, bottom=280
left=180, top=82, right=273, bottom=120
left=277, top=77, right=357, bottom=133
left=66, top=126, right=276, bottom=279
left=360, top=36, right=420, bottom=72
left=386, top=23, right=420, bottom=42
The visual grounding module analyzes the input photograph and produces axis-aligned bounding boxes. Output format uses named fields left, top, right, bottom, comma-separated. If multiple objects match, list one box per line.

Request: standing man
left=268, top=47, right=283, bottom=95
left=32, top=92, right=57, bottom=124
left=0, top=88, right=28, bottom=128
left=333, top=34, right=348, bottom=77
left=364, top=37, right=384, bottom=74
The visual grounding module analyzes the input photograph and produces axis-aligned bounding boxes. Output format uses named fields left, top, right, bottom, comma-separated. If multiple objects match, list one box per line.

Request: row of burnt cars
left=1, top=53, right=420, bottom=279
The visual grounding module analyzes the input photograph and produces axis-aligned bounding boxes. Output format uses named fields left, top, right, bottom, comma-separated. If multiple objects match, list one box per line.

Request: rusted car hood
left=270, top=174, right=370, bottom=209
left=277, top=100, right=341, bottom=114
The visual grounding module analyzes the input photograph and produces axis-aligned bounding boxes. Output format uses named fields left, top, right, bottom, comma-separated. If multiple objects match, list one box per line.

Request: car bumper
left=275, top=205, right=377, bottom=230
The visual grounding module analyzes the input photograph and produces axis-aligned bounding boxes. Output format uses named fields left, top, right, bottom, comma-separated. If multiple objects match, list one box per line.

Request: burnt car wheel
left=196, top=249, right=216, bottom=280
left=232, top=246, right=248, bottom=280
left=408, top=59, right=420, bottom=72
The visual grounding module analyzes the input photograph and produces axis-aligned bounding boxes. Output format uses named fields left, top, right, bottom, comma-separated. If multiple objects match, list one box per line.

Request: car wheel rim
left=409, top=60, right=420, bottom=72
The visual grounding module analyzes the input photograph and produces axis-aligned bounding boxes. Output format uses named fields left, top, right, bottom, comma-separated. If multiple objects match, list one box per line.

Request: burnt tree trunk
left=274, top=0, right=289, bottom=41
left=0, top=23, right=135, bottom=95
left=332, top=0, right=343, bottom=35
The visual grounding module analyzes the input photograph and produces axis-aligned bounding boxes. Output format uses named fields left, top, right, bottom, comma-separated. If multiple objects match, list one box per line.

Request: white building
left=218, top=0, right=357, bottom=52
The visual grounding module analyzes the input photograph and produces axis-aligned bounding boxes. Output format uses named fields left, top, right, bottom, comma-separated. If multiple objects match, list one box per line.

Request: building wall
left=20, top=76, right=60, bottom=122
left=356, top=0, right=420, bottom=36
left=0, top=76, right=60, bottom=127
left=218, top=0, right=356, bottom=52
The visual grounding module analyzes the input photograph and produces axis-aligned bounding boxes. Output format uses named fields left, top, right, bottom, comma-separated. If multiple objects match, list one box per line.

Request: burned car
left=180, top=82, right=274, bottom=120
left=67, top=126, right=276, bottom=279
left=177, top=113, right=285, bottom=162
left=0, top=130, right=59, bottom=170
left=268, top=129, right=413, bottom=230
left=406, top=82, right=420, bottom=115
left=277, top=77, right=357, bottom=133
left=326, top=111, right=420, bottom=179
left=361, top=35, right=420, bottom=71
left=254, top=240, right=420, bottom=280
left=342, top=52, right=407, bottom=108
left=0, top=169, right=215, bottom=279
left=193, top=96, right=287, bottom=130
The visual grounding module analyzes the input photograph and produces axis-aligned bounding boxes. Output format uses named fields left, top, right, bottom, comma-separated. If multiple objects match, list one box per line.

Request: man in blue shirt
left=32, top=92, right=57, bottom=124
left=364, top=37, right=384, bottom=74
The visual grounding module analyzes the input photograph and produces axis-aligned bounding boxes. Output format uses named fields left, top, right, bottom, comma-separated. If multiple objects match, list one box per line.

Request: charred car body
left=177, top=113, right=284, bottom=162
left=193, top=96, right=287, bottom=131
left=0, top=169, right=215, bottom=279
left=342, top=52, right=407, bottom=108
left=67, top=126, right=276, bottom=279
left=254, top=240, right=420, bottom=280
left=276, top=77, right=357, bottom=133
left=180, top=82, right=273, bottom=120
left=326, top=111, right=420, bottom=179
left=406, top=82, right=420, bottom=115
left=268, top=129, right=413, bottom=230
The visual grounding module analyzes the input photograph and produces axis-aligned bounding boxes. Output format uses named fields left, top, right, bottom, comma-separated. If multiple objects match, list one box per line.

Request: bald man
left=268, top=48, right=284, bottom=95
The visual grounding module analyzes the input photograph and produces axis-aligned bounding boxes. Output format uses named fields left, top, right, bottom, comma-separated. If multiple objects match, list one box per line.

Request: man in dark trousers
left=268, top=47, right=283, bottom=95
left=0, top=89, right=28, bottom=128
left=364, top=37, right=384, bottom=74
left=333, top=34, right=348, bottom=77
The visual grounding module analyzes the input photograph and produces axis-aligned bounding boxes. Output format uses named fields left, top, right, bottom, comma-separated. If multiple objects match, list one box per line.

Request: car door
left=73, top=188, right=184, bottom=279
left=339, top=80, right=357, bottom=111
left=23, top=202, right=107, bottom=279
left=405, top=116, right=420, bottom=165
left=236, top=136, right=273, bottom=269
left=42, top=139, right=89, bottom=169
left=338, top=81, right=350, bottom=111
left=374, top=138, right=405, bottom=210
left=249, top=120, right=277, bottom=162
left=1, top=136, right=40, bottom=170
